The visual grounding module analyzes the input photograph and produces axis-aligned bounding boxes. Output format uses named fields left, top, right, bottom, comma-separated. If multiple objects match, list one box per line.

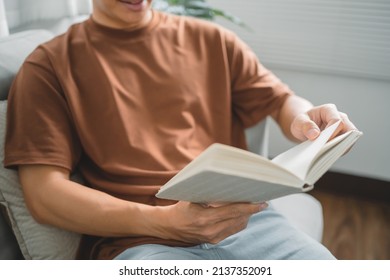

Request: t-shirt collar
left=86, top=10, right=161, bottom=40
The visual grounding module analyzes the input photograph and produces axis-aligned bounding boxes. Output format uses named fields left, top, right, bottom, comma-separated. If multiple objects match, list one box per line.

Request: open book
left=156, top=121, right=363, bottom=203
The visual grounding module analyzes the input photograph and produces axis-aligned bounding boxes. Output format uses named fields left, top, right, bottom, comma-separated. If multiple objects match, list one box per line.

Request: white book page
left=305, top=130, right=362, bottom=184
left=156, top=170, right=304, bottom=203
left=271, top=121, right=341, bottom=180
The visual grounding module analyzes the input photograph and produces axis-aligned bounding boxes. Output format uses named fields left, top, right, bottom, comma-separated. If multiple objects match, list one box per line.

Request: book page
left=305, top=129, right=362, bottom=184
left=271, top=121, right=341, bottom=180
left=156, top=170, right=305, bottom=203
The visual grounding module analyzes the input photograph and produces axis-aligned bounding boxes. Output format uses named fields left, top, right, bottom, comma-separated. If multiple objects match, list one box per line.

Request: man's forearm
left=19, top=165, right=162, bottom=237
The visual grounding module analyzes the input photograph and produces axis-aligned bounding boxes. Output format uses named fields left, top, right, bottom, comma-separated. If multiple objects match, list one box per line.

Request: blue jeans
left=115, top=206, right=335, bottom=260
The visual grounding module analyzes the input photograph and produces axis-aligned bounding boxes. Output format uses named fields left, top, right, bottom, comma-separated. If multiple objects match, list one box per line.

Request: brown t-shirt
left=4, top=11, right=293, bottom=259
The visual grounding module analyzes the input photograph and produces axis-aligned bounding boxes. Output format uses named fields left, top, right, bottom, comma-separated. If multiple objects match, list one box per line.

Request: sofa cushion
left=0, top=101, right=81, bottom=259
left=0, top=29, right=53, bottom=101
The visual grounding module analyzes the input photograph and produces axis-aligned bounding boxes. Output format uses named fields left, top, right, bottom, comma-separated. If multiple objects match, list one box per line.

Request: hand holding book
left=290, top=103, right=358, bottom=142
left=156, top=121, right=362, bottom=204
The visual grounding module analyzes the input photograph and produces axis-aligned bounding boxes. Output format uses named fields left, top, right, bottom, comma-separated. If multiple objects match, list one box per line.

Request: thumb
left=291, top=114, right=321, bottom=141
left=304, top=120, right=321, bottom=140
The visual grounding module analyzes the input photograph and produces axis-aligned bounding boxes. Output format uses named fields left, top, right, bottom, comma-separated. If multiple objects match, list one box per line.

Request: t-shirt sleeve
left=4, top=46, right=81, bottom=171
left=224, top=30, right=294, bottom=128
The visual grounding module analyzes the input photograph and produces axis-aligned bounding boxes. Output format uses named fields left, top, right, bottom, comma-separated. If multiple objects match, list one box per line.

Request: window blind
left=4, top=0, right=92, bottom=30
left=0, top=0, right=9, bottom=37
left=210, top=0, right=390, bottom=81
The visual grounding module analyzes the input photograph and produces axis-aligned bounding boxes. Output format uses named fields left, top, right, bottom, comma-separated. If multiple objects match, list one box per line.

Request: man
left=4, top=0, right=356, bottom=260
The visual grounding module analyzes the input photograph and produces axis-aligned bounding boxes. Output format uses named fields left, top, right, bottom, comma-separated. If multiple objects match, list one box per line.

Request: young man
left=5, top=0, right=356, bottom=259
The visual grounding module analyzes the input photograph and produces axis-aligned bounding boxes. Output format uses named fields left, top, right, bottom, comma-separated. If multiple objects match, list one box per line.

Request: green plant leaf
left=152, top=0, right=251, bottom=31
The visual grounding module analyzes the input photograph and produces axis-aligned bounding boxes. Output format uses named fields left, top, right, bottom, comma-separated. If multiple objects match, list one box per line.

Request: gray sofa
left=0, top=30, right=324, bottom=260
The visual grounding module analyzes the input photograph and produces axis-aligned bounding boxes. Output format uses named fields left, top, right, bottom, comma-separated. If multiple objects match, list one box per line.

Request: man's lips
left=118, top=0, right=146, bottom=11
left=119, top=0, right=144, bottom=5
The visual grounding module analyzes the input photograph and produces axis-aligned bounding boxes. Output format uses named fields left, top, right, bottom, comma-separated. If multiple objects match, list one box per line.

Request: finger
left=328, top=113, right=358, bottom=140
left=320, top=104, right=342, bottom=129
left=207, top=215, right=251, bottom=244
left=291, top=114, right=321, bottom=141
left=210, top=202, right=267, bottom=222
left=205, top=204, right=266, bottom=244
left=310, top=104, right=344, bottom=141
left=339, top=112, right=357, bottom=133
left=303, top=119, right=321, bottom=140
left=187, top=203, right=263, bottom=244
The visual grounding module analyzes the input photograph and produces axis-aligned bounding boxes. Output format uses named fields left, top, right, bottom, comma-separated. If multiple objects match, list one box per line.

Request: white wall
left=209, top=0, right=390, bottom=181
left=268, top=69, right=390, bottom=182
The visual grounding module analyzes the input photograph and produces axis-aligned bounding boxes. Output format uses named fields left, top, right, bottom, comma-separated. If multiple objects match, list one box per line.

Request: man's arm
left=19, top=165, right=159, bottom=237
left=19, top=165, right=265, bottom=243
left=271, top=95, right=357, bottom=142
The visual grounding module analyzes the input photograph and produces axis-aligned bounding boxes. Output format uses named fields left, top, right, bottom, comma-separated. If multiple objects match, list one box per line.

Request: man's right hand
left=151, top=201, right=268, bottom=244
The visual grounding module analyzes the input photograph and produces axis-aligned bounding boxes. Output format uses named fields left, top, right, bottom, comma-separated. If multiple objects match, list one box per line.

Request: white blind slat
left=0, top=0, right=9, bottom=37
left=210, top=0, right=390, bottom=80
